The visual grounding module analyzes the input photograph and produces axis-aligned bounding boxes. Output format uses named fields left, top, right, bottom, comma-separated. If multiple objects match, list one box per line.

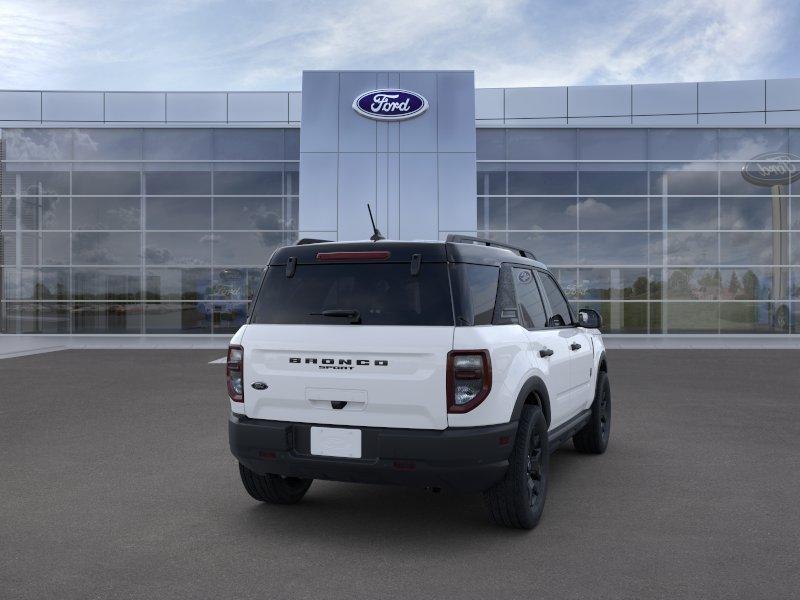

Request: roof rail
left=446, top=234, right=537, bottom=260
left=296, top=238, right=332, bottom=245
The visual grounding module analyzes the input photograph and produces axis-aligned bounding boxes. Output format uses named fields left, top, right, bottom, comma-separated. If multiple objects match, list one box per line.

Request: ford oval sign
left=741, top=152, right=800, bottom=187
left=353, top=89, right=428, bottom=121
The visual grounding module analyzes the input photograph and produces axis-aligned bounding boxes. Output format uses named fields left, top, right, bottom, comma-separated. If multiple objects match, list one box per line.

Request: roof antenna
left=367, top=204, right=385, bottom=241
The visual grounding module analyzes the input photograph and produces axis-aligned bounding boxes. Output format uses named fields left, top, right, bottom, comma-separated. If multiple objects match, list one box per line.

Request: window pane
left=19, top=232, right=70, bottom=265
left=508, top=197, right=576, bottom=230
left=720, top=232, right=775, bottom=265
left=1, top=197, right=16, bottom=228
left=4, top=169, right=70, bottom=196
left=213, top=197, right=284, bottom=230
left=72, top=232, right=140, bottom=265
left=284, top=129, right=300, bottom=159
left=4, top=129, right=72, bottom=160
left=144, top=171, right=211, bottom=195
left=579, top=171, right=647, bottom=195
left=578, top=197, right=647, bottom=230
left=507, top=232, right=577, bottom=265
left=664, top=302, right=719, bottom=333
left=512, top=267, right=547, bottom=328
left=213, top=166, right=282, bottom=195
left=212, top=267, right=263, bottom=301
left=212, top=232, right=283, bottom=265
left=718, top=129, right=788, bottom=160
left=579, top=233, right=649, bottom=265
left=284, top=163, right=299, bottom=195
left=72, top=171, right=141, bottom=195
left=477, top=197, right=506, bottom=230
left=507, top=129, right=576, bottom=160
left=72, top=268, right=141, bottom=300
left=720, top=302, right=787, bottom=333
left=650, top=170, right=717, bottom=195
left=72, top=197, right=141, bottom=230
left=579, top=129, right=647, bottom=160
left=73, top=303, right=142, bottom=334
left=3, top=302, right=70, bottom=333
left=539, top=272, right=572, bottom=326
left=144, top=302, right=212, bottom=334
left=73, top=129, right=141, bottom=160
left=20, top=197, right=69, bottom=230
left=508, top=167, right=576, bottom=195
left=667, top=233, right=719, bottom=265
left=720, top=267, right=787, bottom=301
left=668, top=197, right=718, bottom=230
left=212, top=302, right=249, bottom=334
left=476, top=165, right=506, bottom=195
left=648, top=129, right=717, bottom=161
left=720, top=168, right=787, bottom=195
left=11, top=268, right=70, bottom=300
left=477, top=129, right=505, bottom=160
left=720, top=197, right=782, bottom=230
left=577, top=268, right=649, bottom=300
left=146, top=268, right=213, bottom=300
left=666, top=268, right=720, bottom=300
left=146, top=197, right=211, bottom=230
left=145, top=232, right=212, bottom=265
left=214, top=129, right=283, bottom=160
left=143, top=129, right=213, bottom=160
left=581, top=301, right=648, bottom=334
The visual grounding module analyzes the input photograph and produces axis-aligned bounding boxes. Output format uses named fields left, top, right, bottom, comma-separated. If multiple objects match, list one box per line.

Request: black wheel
left=238, top=463, right=312, bottom=504
left=483, top=404, right=549, bottom=530
left=573, top=371, right=611, bottom=454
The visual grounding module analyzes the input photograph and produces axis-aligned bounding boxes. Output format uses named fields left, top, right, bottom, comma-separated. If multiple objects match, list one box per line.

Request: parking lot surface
left=1, top=349, right=799, bottom=600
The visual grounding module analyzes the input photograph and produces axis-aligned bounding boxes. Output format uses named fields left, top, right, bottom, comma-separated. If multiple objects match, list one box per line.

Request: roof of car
left=269, top=239, right=548, bottom=270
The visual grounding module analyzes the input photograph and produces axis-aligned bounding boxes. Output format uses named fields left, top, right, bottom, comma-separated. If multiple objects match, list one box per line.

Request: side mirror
left=578, top=308, right=603, bottom=329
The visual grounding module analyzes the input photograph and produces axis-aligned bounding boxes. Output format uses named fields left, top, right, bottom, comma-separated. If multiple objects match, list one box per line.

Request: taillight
left=227, top=345, right=244, bottom=402
left=446, top=350, right=491, bottom=413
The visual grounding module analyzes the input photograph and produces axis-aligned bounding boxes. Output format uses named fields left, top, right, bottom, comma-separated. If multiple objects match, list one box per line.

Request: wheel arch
left=510, top=376, right=551, bottom=426
left=598, top=350, right=608, bottom=374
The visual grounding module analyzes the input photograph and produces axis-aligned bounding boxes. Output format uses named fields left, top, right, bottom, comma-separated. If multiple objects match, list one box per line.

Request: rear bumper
left=229, top=414, right=517, bottom=492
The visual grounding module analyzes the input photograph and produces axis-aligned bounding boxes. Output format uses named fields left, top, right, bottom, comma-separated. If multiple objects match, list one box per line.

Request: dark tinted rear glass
left=250, top=263, right=453, bottom=326
left=451, top=264, right=499, bottom=326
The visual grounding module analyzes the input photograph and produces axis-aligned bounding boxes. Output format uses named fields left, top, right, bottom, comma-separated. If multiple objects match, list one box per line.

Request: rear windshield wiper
left=309, top=309, right=362, bottom=324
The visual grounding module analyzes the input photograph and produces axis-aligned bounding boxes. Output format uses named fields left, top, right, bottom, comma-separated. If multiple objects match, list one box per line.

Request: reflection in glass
left=508, top=197, right=576, bottom=230
left=143, top=129, right=213, bottom=160
left=144, top=171, right=211, bottom=195
left=667, top=233, right=718, bottom=265
left=578, top=129, right=646, bottom=161
left=144, top=303, right=212, bottom=334
left=476, top=129, right=505, bottom=160
left=146, top=268, right=213, bottom=301
left=476, top=165, right=506, bottom=195
left=719, top=267, right=786, bottom=301
left=577, top=268, right=648, bottom=300
left=72, top=197, right=141, bottom=230
left=146, top=197, right=211, bottom=230
left=666, top=268, right=720, bottom=300
left=213, top=197, right=283, bottom=230
left=213, top=167, right=283, bottom=195
left=720, top=302, right=788, bottom=334
left=578, top=197, right=647, bottom=230
left=4, top=130, right=72, bottom=160
left=72, top=171, right=141, bottom=195
left=9, top=268, right=70, bottom=300
left=507, top=232, right=577, bottom=266
left=647, top=129, right=717, bottom=161
left=4, top=170, right=70, bottom=196
left=145, top=232, right=212, bottom=265
left=20, top=232, right=70, bottom=265
left=212, top=267, right=263, bottom=301
left=668, top=197, right=718, bottom=230
left=477, top=197, right=506, bottom=230
left=579, top=233, right=648, bottom=265
left=73, top=129, right=142, bottom=160
left=508, top=168, right=576, bottom=196
left=72, top=268, right=141, bottom=300
left=212, top=232, right=284, bottom=265
left=72, top=232, right=140, bottom=265
left=507, top=129, right=576, bottom=160
left=720, top=232, right=776, bottom=265
left=664, top=302, right=719, bottom=333
left=214, top=129, right=284, bottom=160
left=650, top=170, right=717, bottom=195
left=720, top=197, right=783, bottom=230
left=579, top=171, right=647, bottom=195
left=579, top=301, right=647, bottom=334
left=3, top=302, right=70, bottom=333
left=20, top=197, right=69, bottom=230
left=73, top=303, right=142, bottom=334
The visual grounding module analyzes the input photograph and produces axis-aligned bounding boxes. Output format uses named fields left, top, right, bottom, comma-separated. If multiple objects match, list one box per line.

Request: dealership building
left=1, top=70, right=799, bottom=340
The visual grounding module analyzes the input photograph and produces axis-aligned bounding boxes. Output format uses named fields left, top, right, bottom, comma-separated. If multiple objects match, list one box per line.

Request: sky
left=0, top=0, right=798, bottom=91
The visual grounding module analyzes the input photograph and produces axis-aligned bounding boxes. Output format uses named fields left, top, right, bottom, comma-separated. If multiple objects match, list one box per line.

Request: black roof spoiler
left=446, top=234, right=537, bottom=260
left=296, top=238, right=333, bottom=245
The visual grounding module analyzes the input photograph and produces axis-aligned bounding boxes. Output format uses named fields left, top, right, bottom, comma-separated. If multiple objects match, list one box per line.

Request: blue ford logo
left=741, top=152, right=800, bottom=186
left=353, top=89, right=428, bottom=121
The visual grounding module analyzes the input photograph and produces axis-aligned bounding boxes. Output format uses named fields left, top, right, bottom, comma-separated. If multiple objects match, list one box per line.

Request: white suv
left=227, top=235, right=610, bottom=529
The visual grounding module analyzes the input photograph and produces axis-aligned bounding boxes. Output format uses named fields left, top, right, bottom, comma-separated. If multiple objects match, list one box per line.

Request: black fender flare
left=510, top=376, right=551, bottom=426
left=597, top=350, right=608, bottom=374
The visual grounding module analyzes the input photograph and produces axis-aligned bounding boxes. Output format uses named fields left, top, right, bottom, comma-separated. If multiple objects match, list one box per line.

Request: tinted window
left=251, top=263, right=453, bottom=326
left=512, top=268, right=547, bottom=329
left=451, top=264, right=498, bottom=326
left=539, top=272, right=573, bottom=326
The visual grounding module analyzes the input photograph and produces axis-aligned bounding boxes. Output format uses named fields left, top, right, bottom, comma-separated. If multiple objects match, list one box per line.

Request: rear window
left=250, top=263, right=454, bottom=326
left=450, top=264, right=499, bottom=326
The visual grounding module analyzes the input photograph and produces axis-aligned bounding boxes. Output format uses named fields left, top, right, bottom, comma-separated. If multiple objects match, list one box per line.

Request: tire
left=483, top=404, right=549, bottom=530
left=238, top=463, right=312, bottom=504
left=573, top=371, right=611, bottom=454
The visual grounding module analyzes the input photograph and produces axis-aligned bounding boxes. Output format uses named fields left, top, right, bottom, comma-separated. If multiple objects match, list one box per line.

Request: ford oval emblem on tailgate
left=251, top=382, right=268, bottom=390
left=353, top=89, right=428, bottom=121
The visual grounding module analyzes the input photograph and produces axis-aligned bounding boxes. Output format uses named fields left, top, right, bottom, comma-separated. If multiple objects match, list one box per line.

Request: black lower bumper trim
left=229, top=414, right=518, bottom=492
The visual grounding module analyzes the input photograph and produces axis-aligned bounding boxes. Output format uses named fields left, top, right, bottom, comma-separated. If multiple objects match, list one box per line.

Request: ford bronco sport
left=228, top=235, right=610, bottom=529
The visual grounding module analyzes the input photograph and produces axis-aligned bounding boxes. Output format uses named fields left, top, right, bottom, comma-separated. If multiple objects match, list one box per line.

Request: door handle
left=539, top=348, right=554, bottom=357
left=570, top=343, right=582, bottom=351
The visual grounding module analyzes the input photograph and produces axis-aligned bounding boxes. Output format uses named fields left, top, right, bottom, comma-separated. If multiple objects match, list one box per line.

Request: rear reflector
left=316, top=251, right=390, bottom=261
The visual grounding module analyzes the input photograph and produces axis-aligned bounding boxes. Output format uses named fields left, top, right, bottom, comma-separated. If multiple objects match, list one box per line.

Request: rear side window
left=250, top=263, right=454, bottom=326
left=451, top=264, right=499, bottom=326
left=538, top=272, right=573, bottom=326
left=512, top=267, right=547, bottom=329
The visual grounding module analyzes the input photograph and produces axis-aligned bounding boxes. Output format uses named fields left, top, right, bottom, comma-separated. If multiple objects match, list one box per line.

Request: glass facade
left=0, top=128, right=299, bottom=334
left=478, top=128, right=800, bottom=335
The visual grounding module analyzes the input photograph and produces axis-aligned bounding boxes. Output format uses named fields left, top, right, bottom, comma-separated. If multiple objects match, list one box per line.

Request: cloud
left=0, top=0, right=795, bottom=90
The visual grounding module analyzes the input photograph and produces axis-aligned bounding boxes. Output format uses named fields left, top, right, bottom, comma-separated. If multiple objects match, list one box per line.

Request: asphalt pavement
left=1, top=349, right=798, bottom=599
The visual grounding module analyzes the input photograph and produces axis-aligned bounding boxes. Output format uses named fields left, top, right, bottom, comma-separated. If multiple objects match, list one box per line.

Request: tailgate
left=242, top=324, right=454, bottom=430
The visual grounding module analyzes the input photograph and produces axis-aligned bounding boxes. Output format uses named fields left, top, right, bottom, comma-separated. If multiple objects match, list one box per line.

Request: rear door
left=242, top=258, right=455, bottom=430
